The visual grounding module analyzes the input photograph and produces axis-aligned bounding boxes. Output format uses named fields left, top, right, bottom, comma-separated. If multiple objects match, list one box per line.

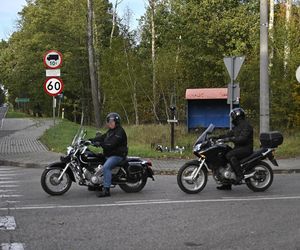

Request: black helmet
left=106, top=112, right=121, bottom=125
left=230, top=108, right=245, bottom=124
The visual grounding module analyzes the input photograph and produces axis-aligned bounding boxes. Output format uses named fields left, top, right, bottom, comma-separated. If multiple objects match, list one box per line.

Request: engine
left=214, top=165, right=236, bottom=182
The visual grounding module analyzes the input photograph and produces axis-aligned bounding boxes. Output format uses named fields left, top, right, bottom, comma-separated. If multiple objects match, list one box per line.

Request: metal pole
left=171, top=122, right=175, bottom=151
left=53, top=97, right=56, bottom=126
left=230, top=57, right=235, bottom=130
left=260, top=0, right=270, bottom=133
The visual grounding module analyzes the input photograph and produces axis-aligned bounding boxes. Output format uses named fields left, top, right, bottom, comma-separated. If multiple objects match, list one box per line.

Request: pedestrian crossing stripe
left=1, top=243, right=25, bottom=250
left=0, top=216, right=16, bottom=230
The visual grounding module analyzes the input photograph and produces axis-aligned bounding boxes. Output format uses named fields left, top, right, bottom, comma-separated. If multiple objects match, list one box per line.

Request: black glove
left=217, top=137, right=231, bottom=143
left=223, top=137, right=233, bottom=143
left=92, top=141, right=103, bottom=147
left=84, top=140, right=92, bottom=146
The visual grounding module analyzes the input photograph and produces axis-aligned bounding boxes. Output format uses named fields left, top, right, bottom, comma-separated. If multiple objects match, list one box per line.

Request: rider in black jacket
left=90, top=112, right=128, bottom=197
left=217, top=108, right=253, bottom=190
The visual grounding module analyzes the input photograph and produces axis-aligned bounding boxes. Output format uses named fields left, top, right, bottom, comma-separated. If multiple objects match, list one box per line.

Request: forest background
left=0, top=0, right=300, bottom=130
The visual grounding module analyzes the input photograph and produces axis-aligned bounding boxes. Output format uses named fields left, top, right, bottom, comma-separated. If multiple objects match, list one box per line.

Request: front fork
left=58, top=163, right=71, bottom=181
left=191, top=158, right=206, bottom=181
left=58, top=161, right=82, bottom=182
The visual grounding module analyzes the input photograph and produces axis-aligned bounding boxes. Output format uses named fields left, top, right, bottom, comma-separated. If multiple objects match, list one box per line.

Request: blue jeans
left=103, top=156, right=123, bottom=188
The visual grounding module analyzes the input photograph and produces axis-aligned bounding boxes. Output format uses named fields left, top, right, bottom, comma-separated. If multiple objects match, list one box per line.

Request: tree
left=87, top=0, right=101, bottom=128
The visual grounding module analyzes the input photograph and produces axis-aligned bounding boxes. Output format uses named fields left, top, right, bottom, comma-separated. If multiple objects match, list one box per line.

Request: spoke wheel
left=41, top=168, right=72, bottom=195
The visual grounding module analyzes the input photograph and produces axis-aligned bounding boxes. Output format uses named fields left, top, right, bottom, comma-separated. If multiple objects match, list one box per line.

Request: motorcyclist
left=90, top=112, right=128, bottom=197
left=216, top=108, right=253, bottom=190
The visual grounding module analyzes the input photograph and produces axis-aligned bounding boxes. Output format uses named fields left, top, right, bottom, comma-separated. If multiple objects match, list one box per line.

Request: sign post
left=43, top=50, right=63, bottom=125
left=167, top=106, right=178, bottom=151
left=296, top=66, right=300, bottom=83
left=224, top=56, right=245, bottom=129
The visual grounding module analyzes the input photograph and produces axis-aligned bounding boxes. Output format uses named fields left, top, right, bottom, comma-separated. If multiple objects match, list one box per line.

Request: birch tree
left=284, top=0, right=292, bottom=73
left=149, top=0, right=159, bottom=122
left=110, top=0, right=123, bottom=48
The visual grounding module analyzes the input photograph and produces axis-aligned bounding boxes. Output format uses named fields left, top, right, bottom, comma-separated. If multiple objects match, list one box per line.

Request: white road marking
left=0, top=177, right=14, bottom=180
left=0, top=173, right=19, bottom=175
left=0, top=168, right=18, bottom=171
left=0, top=181, right=18, bottom=184
left=1, top=243, right=25, bottom=250
left=0, top=195, right=300, bottom=211
left=0, top=189, right=16, bottom=192
left=3, top=201, right=21, bottom=204
left=115, top=199, right=170, bottom=204
left=0, top=185, right=19, bottom=188
left=0, top=194, right=22, bottom=198
left=0, top=216, right=16, bottom=230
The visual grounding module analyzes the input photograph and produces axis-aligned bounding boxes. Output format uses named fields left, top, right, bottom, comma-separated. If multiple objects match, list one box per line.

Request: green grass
left=40, top=119, right=300, bottom=159
left=6, top=110, right=32, bottom=118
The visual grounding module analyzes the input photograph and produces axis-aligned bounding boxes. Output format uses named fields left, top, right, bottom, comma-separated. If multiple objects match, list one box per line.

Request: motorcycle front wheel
left=245, top=161, right=273, bottom=192
left=41, top=167, right=72, bottom=195
left=119, top=177, right=147, bottom=193
left=177, top=162, right=208, bottom=194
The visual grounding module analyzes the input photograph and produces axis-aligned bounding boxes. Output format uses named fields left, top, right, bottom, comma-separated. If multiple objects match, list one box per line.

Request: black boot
left=87, top=185, right=97, bottom=191
left=217, top=185, right=232, bottom=190
left=229, top=157, right=243, bottom=184
left=97, top=187, right=110, bottom=197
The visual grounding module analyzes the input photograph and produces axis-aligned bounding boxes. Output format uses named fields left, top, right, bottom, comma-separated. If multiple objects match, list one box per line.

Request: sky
left=0, top=0, right=147, bottom=41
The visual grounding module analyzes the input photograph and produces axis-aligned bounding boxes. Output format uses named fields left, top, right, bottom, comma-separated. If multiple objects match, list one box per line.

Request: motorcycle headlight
left=193, top=143, right=202, bottom=152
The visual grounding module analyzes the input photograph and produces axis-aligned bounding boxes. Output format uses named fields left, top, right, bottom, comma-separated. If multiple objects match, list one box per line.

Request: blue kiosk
left=186, top=88, right=232, bottom=129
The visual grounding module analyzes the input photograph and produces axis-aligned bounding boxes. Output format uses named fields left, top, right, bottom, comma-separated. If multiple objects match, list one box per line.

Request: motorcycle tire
left=41, top=167, right=72, bottom=195
left=245, top=161, right=273, bottom=192
left=119, top=177, right=147, bottom=193
left=177, top=161, right=208, bottom=194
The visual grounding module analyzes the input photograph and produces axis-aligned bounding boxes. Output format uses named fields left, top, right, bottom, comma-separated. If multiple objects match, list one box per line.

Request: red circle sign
left=43, top=50, right=63, bottom=69
left=43, top=77, right=64, bottom=96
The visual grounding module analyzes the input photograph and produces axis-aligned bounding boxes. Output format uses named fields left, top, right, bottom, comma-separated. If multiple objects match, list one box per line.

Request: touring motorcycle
left=177, top=124, right=283, bottom=194
left=41, top=127, right=154, bottom=195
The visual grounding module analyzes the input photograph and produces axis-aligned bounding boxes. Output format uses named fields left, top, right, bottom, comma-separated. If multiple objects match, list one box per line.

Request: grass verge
left=40, top=119, right=300, bottom=159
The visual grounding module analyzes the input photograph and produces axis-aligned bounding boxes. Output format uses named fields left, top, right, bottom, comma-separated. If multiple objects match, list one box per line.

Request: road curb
left=1, top=159, right=300, bottom=175
left=0, top=159, right=45, bottom=169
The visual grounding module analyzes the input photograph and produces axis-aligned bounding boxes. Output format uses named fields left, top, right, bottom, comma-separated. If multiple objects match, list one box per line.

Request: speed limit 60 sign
left=44, top=77, right=64, bottom=96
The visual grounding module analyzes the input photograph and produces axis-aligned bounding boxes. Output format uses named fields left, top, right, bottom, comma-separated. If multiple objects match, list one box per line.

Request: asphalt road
left=1, top=166, right=300, bottom=250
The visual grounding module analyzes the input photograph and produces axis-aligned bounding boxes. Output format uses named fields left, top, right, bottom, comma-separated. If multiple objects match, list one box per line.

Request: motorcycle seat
left=118, top=156, right=141, bottom=166
left=240, top=148, right=267, bottom=164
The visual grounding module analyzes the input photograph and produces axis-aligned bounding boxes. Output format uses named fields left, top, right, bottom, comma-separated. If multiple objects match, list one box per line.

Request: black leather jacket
left=221, top=118, right=253, bottom=150
left=91, top=125, right=128, bottom=158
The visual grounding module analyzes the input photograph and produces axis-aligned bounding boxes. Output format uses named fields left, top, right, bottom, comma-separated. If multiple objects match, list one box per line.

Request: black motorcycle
left=41, top=128, right=154, bottom=195
left=177, top=124, right=283, bottom=194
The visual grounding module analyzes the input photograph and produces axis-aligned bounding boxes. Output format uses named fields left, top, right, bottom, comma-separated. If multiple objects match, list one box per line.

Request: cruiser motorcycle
left=177, top=124, right=283, bottom=194
left=41, top=128, right=154, bottom=195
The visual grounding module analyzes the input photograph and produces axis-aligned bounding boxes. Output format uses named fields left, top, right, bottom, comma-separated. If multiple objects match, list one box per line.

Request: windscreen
left=193, top=124, right=215, bottom=146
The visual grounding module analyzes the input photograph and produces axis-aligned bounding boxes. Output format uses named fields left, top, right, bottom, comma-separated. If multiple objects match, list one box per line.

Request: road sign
left=43, top=50, right=63, bottom=69
left=46, top=69, right=61, bottom=77
left=43, top=77, right=64, bottom=96
left=15, top=98, right=30, bottom=103
left=296, top=66, right=300, bottom=83
left=224, top=56, right=245, bottom=81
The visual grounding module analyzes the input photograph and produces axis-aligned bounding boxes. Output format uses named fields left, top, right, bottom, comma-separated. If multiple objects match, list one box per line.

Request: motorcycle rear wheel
left=41, top=167, right=72, bottom=195
left=245, top=161, right=273, bottom=192
left=119, top=177, right=147, bottom=193
left=177, top=162, right=208, bottom=194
